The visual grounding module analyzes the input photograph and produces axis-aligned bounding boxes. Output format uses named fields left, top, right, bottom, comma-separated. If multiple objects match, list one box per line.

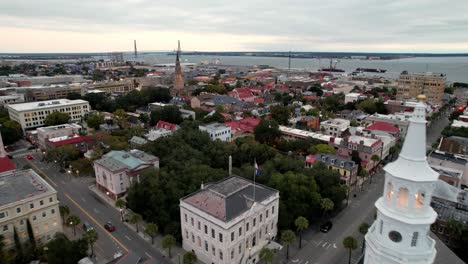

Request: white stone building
left=93, top=149, right=159, bottom=200
left=365, top=97, right=438, bottom=263
left=345, top=93, right=364, bottom=104
left=320, top=118, right=350, bottom=137
left=180, top=176, right=280, bottom=264
left=199, top=123, right=232, bottom=142
left=6, top=99, right=90, bottom=132
left=0, top=169, right=63, bottom=248
left=36, top=123, right=83, bottom=149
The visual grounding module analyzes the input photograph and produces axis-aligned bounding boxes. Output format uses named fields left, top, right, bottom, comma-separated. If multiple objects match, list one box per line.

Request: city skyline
left=2, top=0, right=468, bottom=53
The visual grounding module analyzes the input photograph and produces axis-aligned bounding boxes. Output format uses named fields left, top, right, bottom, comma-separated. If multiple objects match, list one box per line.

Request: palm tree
left=259, top=247, right=274, bottom=264
left=84, top=229, right=98, bottom=257
left=115, top=199, right=126, bottom=221
left=59, top=205, right=70, bottom=226
left=320, top=198, right=334, bottom=218
left=280, top=230, right=296, bottom=260
left=358, top=223, right=370, bottom=254
left=358, top=169, right=368, bottom=190
left=342, top=236, right=358, bottom=264
left=144, top=223, right=159, bottom=244
left=162, top=234, right=176, bottom=258
left=294, top=216, right=309, bottom=249
left=183, top=251, right=197, bottom=264
left=67, top=215, right=81, bottom=236
left=447, top=219, right=463, bottom=238
left=129, top=212, right=143, bottom=233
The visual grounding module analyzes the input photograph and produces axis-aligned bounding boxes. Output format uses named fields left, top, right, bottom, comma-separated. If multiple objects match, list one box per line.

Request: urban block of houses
left=305, top=153, right=358, bottom=187
left=344, top=93, right=366, bottom=104
left=199, top=123, right=232, bottom=142
left=93, top=149, right=159, bottom=200
left=224, top=117, right=260, bottom=138
left=144, top=120, right=180, bottom=142
left=335, top=134, right=383, bottom=172
left=0, top=169, right=62, bottom=248
left=320, top=118, right=350, bottom=137
left=366, top=112, right=411, bottom=138
left=180, top=176, right=280, bottom=264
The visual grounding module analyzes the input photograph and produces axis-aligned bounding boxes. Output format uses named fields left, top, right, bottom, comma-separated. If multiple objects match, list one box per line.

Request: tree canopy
left=150, top=105, right=183, bottom=126
left=44, top=112, right=71, bottom=126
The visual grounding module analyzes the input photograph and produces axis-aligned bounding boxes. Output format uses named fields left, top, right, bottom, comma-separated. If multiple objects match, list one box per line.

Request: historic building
left=364, top=96, right=438, bottom=263
left=172, top=40, right=186, bottom=96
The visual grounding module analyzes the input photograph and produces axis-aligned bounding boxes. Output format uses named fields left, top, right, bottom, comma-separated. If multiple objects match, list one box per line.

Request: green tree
left=281, top=230, right=296, bottom=260
left=46, top=145, right=80, bottom=168
left=44, top=112, right=71, bottom=126
left=0, top=120, right=23, bottom=145
left=91, top=69, right=105, bottom=81
left=113, top=109, right=128, bottom=128
left=86, top=113, right=105, bottom=130
left=358, top=222, right=370, bottom=254
left=343, top=236, right=358, bottom=264
left=45, top=233, right=88, bottom=264
left=162, top=234, right=176, bottom=258
left=26, top=219, right=37, bottom=257
left=67, top=215, right=81, bottom=236
left=447, top=218, right=464, bottom=237
left=83, top=229, right=98, bottom=257
left=150, top=105, right=183, bottom=125
left=259, top=247, right=274, bottom=264
left=59, top=205, right=70, bottom=226
left=183, top=251, right=197, bottom=264
left=66, top=92, right=82, bottom=100
left=254, top=119, right=281, bottom=145
left=129, top=212, right=143, bottom=233
left=115, top=199, right=126, bottom=221
left=144, top=223, right=159, bottom=245
left=321, top=198, right=334, bottom=218
left=295, top=216, right=309, bottom=249
left=0, top=234, right=6, bottom=262
left=270, top=105, right=291, bottom=125
left=358, top=99, right=377, bottom=114
left=13, top=227, right=23, bottom=263
left=309, top=144, right=336, bottom=154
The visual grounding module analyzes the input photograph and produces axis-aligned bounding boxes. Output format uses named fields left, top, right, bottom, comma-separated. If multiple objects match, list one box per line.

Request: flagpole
left=253, top=158, right=256, bottom=201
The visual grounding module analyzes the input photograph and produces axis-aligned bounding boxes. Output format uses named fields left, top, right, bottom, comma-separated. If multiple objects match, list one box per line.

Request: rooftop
left=183, top=176, right=278, bottom=222
left=48, top=135, right=92, bottom=147
left=0, top=157, right=16, bottom=174
left=199, top=122, right=230, bottom=131
left=94, top=149, right=158, bottom=172
left=37, top=123, right=82, bottom=133
left=0, top=169, right=55, bottom=207
left=347, top=135, right=381, bottom=147
left=320, top=118, right=350, bottom=127
left=6, top=99, right=89, bottom=112
left=365, top=121, right=399, bottom=134
left=314, top=153, right=356, bottom=170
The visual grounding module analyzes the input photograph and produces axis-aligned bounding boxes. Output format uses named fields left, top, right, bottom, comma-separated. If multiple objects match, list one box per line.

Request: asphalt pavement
left=14, top=156, right=171, bottom=264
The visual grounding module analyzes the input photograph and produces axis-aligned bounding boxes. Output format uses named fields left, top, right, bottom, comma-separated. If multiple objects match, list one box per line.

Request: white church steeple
left=364, top=95, right=438, bottom=264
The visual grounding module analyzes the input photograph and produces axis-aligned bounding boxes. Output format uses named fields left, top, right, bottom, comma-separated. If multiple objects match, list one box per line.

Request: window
left=197, top=221, right=200, bottom=230
left=239, top=227, right=242, bottom=236
left=231, top=232, right=235, bottom=242
left=40, top=200, right=44, bottom=206
left=379, top=220, right=383, bottom=234
left=212, top=246, right=216, bottom=256
left=253, top=218, right=256, bottom=227
left=239, top=244, right=242, bottom=254
left=272, top=206, right=275, bottom=214
left=191, top=217, right=194, bottom=226
left=411, top=232, right=419, bottom=247
left=49, top=197, right=53, bottom=203
left=219, top=251, right=223, bottom=260
left=246, top=223, right=249, bottom=231
left=2, top=225, right=7, bottom=231
left=51, top=209, right=55, bottom=214
left=205, top=241, right=208, bottom=251
left=388, top=231, right=402, bottom=243
left=16, top=207, right=21, bottom=214
left=42, top=212, right=46, bottom=218
left=212, top=229, right=215, bottom=238
left=204, top=225, right=208, bottom=234
left=32, top=215, right=37, bottom=221
left=185, top=230, right=188, bottom=239
left=219, top=233, right=223, bottom=243
left=30, top=203, right=34, bottom=209
left=20, top=219, right=24, bottom=225
left=231, top=250, right=234, bottom=259
left=191, top=233, right=195, bottom=243
left=396, top=188, right=409, bottom=208
left=184, top=214, right=187, bottom=222
left=197, top=236, right=201, bottom=247
left=266, top=210, right=269, bottom=218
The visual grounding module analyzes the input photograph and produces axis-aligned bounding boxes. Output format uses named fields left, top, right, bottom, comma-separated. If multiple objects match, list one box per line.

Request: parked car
left=26, top=155, right=34, bottom=160
left=320, top=221, right=333, bottom=233
left=83, top=222, right=94, bottom=232
left=104, top=222, right=116, bottom=232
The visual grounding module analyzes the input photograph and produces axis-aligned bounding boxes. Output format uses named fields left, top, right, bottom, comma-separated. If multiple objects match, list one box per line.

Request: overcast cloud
left=1, top=0, right=467, bottom=52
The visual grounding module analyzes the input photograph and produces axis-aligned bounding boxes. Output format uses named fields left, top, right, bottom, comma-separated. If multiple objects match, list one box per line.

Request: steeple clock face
left=388, top=230, right=402, bottom=243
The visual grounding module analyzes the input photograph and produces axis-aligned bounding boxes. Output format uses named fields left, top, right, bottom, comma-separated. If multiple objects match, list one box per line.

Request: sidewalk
left=89, top=184, right=188, bottom=263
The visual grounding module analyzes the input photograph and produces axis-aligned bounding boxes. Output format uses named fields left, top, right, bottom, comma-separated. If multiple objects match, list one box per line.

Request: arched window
left=414, top=191, right=425, bottom=209
left=397, top=188, right=409, bottom=208
left=386, top=182, right=394, bottom=201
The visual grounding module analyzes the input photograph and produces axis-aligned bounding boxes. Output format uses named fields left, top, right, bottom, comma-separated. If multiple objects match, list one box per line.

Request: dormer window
left=340, top=161, right=344, bottom=167
left=331, top=159, right=335, bottom=165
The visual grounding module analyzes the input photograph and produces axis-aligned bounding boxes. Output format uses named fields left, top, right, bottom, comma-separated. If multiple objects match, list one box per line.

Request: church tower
left=172, top=40, right=185, bottom=96
left=364, top=95, right=438, bottom=264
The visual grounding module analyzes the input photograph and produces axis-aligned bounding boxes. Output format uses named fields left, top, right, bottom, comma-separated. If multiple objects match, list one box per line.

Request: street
left=13, top=155, right=171, bottom=264
left=281, top=116, right=450, bottom=264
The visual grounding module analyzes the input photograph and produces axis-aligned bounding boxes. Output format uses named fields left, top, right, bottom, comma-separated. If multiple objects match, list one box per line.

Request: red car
left=104, top=222, right=116, bottom=232
left=26, top=155, right=34, bottom=160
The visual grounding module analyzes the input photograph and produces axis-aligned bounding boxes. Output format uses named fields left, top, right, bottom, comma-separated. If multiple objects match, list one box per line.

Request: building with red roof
left=0, top=132, right=16, bottom=173
left=46, top=135, right=94, bottom=152
left=155, top=120, right=179, bottom=132
left=364, top=121, right=400, bottom=138
left=224, top=117, right=261, bottom=138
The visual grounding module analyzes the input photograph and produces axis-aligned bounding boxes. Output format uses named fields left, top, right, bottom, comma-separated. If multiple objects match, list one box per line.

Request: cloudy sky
left=1, top=0, right=468, bottom=53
